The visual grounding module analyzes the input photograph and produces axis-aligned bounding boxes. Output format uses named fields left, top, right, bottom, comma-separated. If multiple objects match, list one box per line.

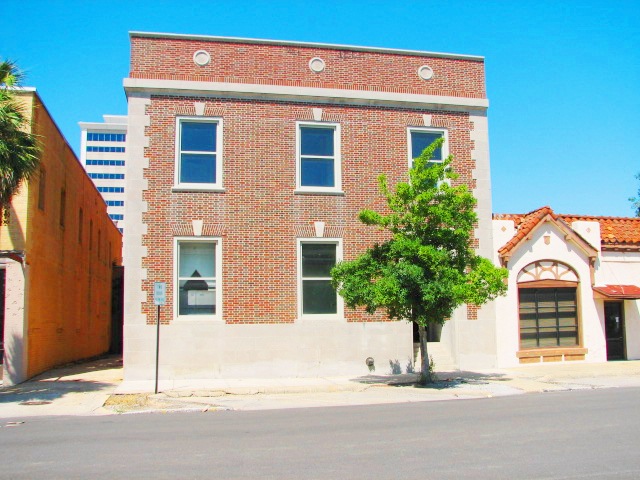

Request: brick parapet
left=130, top=36, right=486, bottom=100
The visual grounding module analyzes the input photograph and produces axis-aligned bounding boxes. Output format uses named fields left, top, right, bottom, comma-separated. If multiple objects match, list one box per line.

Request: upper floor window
left=86, top=160, right=125, bottom=166
left=296, top=122, right=341, bottom=193
left=98, top=187, right=124, bottom=193
left=87, top=133, right=126, bottom=142
left=86, top=146, right=125, bottom=153
left=175, top=118, right=223, bottom=189
left=408, top=128, right=447, bottom=168
left=89, top=173, right=125, bottom=180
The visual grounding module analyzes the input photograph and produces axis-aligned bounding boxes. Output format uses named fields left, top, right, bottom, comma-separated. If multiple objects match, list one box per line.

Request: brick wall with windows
left=124, top=32, right=492, bottom=380
left=140, top=97, right=477, bottom=325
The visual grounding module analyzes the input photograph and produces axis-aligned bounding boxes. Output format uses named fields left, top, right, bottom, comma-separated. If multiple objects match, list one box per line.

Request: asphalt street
left=1, top=387, right=639, bottom=479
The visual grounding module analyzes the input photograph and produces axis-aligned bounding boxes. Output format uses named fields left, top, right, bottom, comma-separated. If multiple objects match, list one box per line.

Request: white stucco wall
left=493, top=219, right=606, bottom=368
left=597, top=250, right=640, bottom=359
left=597, top=251, right=640, bottom=285
left=624, top=299, right=640, bottom=359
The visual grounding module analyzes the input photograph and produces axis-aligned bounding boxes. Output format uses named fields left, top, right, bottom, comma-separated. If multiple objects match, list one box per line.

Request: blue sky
left=4, top=0, right=639, bottom=216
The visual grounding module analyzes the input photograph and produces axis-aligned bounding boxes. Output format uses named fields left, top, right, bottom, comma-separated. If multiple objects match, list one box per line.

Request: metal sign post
left=153, top=282, right=166, bottom=394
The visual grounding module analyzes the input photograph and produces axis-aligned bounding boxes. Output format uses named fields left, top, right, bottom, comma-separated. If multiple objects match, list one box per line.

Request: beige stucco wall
left=1, top=91, right=123, bottom=385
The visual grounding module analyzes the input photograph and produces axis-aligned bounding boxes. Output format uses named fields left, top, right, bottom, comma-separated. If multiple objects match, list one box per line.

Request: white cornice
left=78, top=121, right=127, bottom=131
left=129, top=31, right=484, bottom=62
left=123, top=78, right=488, bottom=111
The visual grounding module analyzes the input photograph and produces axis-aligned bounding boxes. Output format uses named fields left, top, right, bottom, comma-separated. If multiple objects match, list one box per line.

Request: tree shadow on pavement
left=349, top=370, right=510, bottom=390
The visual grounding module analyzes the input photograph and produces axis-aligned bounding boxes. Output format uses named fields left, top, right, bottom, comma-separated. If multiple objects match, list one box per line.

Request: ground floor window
left=519, top=287, right=578, bottom=348
left=176, top=240, right=218, bottom=317
left=299, top=240, right=341, bottom=317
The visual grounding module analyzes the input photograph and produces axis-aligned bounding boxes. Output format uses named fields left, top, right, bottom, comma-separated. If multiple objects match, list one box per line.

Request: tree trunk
left=418, top=324, right=435, bottom=385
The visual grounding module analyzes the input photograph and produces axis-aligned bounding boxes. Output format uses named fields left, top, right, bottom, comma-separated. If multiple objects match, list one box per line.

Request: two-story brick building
left=122, top=32, right=496, bottom=385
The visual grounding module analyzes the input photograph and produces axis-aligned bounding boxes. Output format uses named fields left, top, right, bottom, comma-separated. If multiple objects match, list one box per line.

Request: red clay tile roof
left=593, top=285, right=640, bottom=299
left=494, top=206, right=640, bottom=254
left=560, top=215, right=640, bottom=249
left=494, top=206, right=573, bottom=256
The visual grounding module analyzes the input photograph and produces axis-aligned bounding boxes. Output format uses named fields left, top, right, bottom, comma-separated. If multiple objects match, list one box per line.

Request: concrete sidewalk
left=2, top=357, right=640, bottom=417
left=0, top=356, right=122, bottom=418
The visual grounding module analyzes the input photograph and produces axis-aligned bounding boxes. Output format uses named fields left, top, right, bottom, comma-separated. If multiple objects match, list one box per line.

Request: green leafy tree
left=331, top=138, right=508, bottom=384
left=630, top=173, right=640, bottom=217
left=0, top=60, right=40, bottom=212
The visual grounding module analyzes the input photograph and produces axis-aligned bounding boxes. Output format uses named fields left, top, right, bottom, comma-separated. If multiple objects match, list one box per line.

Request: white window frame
left=173, top=237, right=223, bottom=321
left=407, top=127, right=449, bottom=169
left=174, top=117, right=224, bottom=192
left=297, top=238, right=344, bottom=320
left=295, top=121, right=342, bottom=194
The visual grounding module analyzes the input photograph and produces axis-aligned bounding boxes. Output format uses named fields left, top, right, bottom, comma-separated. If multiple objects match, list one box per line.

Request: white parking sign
left=154, top=282, right=166, bottom=306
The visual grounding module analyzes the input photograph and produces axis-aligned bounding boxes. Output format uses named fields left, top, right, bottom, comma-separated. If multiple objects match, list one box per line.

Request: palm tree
left=0, top=60, right=40, bottom=211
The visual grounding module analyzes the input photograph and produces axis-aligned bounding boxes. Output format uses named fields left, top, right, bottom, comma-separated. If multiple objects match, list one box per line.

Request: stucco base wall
left=2, top=260, right=28, bottom=386
left=437, top=302, right=498, bottom=371
left=463, top=301, right=499, bottom=370
left=123, top=321, right=412, bottom=382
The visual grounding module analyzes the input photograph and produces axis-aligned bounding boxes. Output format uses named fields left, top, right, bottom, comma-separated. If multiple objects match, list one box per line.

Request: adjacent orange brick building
left=123, top=32, right=496, bottom=384
left=0, top=89, right=122, bottom=385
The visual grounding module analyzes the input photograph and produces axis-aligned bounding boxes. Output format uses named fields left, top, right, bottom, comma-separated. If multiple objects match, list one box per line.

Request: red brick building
left=123, top=32, right=495, bottom=384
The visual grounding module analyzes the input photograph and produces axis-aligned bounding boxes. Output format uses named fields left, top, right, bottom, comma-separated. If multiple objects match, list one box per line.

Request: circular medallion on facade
left=193, top=50, right=211, bottom=67
left=309, top=57, right=326, bottom=73
left=417, top=65, right=434, bottom=80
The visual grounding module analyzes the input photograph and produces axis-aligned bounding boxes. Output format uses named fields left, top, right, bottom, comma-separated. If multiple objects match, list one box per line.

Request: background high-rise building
left=79, top=115, right=127, bottom=232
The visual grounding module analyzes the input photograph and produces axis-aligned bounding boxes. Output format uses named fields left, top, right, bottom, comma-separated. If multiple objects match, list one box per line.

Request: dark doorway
left=412, top=321, right=442, bottom=342
left=604, top=302, right=625, bottom=360
left=110, top=266, right=124, bottom=354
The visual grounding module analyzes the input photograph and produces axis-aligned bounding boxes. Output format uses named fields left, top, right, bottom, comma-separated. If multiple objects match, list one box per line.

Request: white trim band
left=123, top=78, right=489, bottom=110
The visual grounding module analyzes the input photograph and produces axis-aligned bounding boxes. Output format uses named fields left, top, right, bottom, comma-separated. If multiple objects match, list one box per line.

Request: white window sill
left=296, top=315, right=345, bottom=322
left=172, top=186, right=226, bottom=193
left=294, top=189, right=345, bottom=196
left=174, top=315, right=223, bottom=323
